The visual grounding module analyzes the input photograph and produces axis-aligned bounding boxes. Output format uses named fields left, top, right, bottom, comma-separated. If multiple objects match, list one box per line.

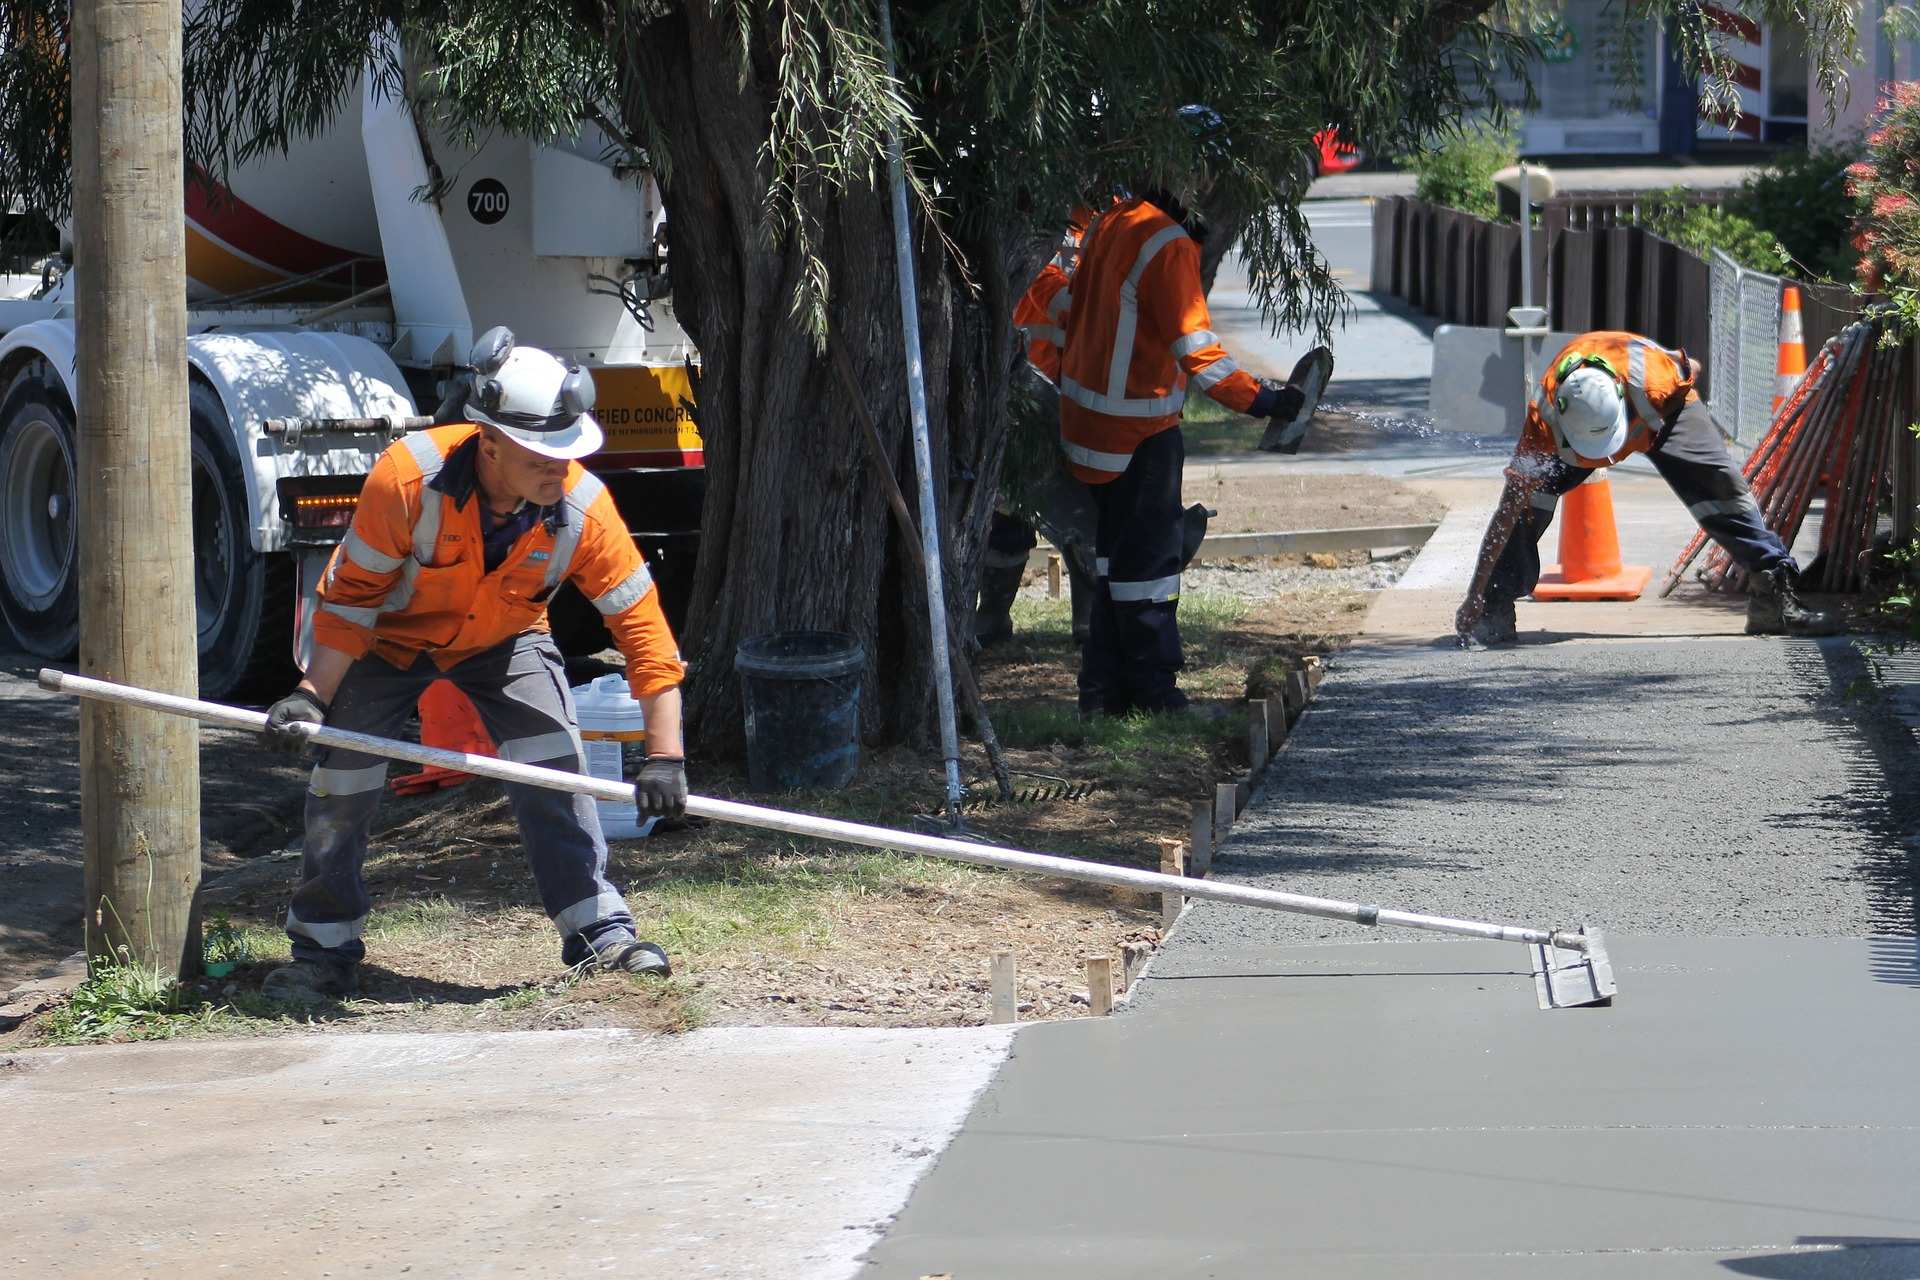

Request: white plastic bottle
left=572, top=673, right=658, bottom=840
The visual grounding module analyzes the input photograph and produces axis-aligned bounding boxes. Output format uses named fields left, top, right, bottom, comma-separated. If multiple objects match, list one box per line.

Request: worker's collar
left=429, top=433, right=566, bottom=531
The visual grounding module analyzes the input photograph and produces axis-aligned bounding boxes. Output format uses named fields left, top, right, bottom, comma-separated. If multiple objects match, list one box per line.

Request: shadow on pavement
left=0, top=651, right=310, bottom=990
left=1722, top=1237, right=1920, bottom=1277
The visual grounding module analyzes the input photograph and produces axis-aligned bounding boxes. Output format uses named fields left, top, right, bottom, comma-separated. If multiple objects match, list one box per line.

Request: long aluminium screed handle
left=39, top=668, right=1598, bottom=956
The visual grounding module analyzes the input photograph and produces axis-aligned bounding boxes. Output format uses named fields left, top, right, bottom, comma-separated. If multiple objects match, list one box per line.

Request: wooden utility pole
left=70, top=0, right=200, bottom=973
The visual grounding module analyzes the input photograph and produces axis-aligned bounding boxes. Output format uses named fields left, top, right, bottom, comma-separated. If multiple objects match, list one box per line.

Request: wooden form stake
left=1248, top=700, right=1270, bottom=773
left=1046, top=553, right=1061, bottom=598
left=73, top=0, right=200, bottom=975
left=1188, top=801, right=1213, bottom=878
left=1215, top=783, right=1236, bottom=847
left=990, top=950, right=1018, bottom=1023
left=1266, top=697, right=1288, bottom=749
left=1159, top=843, right=1185, bottom=929
left=1086, top=956, right=1114, bottom=1016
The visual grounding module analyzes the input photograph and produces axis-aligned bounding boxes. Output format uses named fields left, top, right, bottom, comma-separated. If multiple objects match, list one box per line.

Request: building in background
left=1816, top=2, right=1920, bottom=145
left=1489, top=1, right=1810, bottom=156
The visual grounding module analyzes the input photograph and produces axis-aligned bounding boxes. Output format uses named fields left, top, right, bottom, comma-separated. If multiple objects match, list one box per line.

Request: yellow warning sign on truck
left=588, top=363, right=703, bottom=468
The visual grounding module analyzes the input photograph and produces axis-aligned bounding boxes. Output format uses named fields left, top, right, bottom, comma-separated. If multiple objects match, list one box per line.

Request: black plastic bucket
left=734, top=630, right=864, bottom=791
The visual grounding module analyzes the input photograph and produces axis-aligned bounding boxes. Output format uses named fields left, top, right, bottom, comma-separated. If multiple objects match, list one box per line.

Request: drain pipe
left=877, top=0, right=964, bottom=825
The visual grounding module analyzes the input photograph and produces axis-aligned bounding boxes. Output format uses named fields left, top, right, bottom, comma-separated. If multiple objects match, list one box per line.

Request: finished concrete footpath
left=864, top=502, right=1920, bottom=1277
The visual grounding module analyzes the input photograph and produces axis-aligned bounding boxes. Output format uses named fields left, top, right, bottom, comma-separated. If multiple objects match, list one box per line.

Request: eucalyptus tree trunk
left=618, top=5, right=1017, bottom=754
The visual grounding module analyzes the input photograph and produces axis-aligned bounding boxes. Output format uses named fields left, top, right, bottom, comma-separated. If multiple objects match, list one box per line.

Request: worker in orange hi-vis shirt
left=1018, top=179, right=1333, bottom=714
left=256, top=328, right=685, bottom=1005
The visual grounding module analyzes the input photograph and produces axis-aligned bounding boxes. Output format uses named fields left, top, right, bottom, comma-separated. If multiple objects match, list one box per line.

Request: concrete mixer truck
left=0, top=70, right=703, bottom=698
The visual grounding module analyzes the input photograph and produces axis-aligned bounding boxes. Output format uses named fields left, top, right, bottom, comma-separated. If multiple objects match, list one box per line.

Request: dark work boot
left=1470, top=597, right=1518, bottom=647
left=1064, top=553, right=1096, bottom=647
left=593, top=939, right=672, bottom=977
left=262, top=958, right=359, bottom=1006
left=1746, top=565, right=1844, bottom=636
left=973, top=560, right=1027, bottom=647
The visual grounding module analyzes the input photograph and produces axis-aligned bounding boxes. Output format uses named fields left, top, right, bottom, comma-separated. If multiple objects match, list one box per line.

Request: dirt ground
left=1188, top=465, right=1448, bottom=535
left=2, top=469, right=1441, bottom=1048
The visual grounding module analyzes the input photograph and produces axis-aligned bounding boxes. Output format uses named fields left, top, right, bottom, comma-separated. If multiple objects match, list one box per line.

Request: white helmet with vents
left=465, top=326, right=603, bottom=460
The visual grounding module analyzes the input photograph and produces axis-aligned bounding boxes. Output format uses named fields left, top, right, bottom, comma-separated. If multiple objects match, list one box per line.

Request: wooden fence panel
left=1373, top=197, right=1400, bottom=296
left=1604, top=227, right=1642, bottom=333
left=1673, top=250, right=1712, bottom=384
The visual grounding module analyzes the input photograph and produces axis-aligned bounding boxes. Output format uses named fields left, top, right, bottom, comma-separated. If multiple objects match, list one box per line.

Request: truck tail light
left=278, top=478, right=364, bottom=540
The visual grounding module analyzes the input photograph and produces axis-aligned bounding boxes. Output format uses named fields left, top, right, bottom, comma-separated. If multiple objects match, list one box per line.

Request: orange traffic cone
left=1531, top=474, right=1653, bottom=601
left=388, top=680, right=497, bottom=795
left=1773, top=285, right=1806, bottom=420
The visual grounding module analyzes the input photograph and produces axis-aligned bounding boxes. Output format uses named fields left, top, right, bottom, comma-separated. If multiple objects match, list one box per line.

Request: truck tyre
left=0, top=363, right=80, bottom=660
left=190, top=380, right=293, bottom=700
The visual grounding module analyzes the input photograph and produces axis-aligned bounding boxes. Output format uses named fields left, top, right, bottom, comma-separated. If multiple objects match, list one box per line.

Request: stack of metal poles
left=1662, top=316, right=1907, bottom=597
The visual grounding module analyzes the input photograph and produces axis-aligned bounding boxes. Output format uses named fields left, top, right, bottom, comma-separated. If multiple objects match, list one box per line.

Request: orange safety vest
left=312, top=424, right=684, bottom=700
left=1517, top=331, right=1697, bottom=473
left=1019, top=197, right=1264, bottom=484
left=1012, top=207, right=1096, bottom=384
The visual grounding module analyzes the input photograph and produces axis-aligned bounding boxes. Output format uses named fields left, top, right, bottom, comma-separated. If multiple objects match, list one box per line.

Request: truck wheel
left=191, top=381, right=293, bottom=700
left=0, top=365, right=80, bottom=659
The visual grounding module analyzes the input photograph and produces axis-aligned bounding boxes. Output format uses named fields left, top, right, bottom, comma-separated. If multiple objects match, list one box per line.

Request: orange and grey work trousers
left=1487, top=398, right=1793, bottom=608
left=286, top=631, right=637, bottom=971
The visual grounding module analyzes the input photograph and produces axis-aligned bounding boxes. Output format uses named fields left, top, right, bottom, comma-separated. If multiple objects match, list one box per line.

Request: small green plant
left=1642, top=188, right=1789, bottom=274
left=39, top=950, right=188, bottom=1044
left=201, top=909, right=252, bottom=974
left=1409, top=124, right=1517, bottom=219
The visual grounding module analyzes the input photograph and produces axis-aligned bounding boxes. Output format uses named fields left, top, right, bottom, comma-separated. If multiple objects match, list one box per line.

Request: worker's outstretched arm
left=1455, top=473, right=1535, bottom=642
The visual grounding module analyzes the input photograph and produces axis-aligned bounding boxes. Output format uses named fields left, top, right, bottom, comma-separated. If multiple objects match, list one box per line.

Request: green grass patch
left=1181, top=410, right=1265, bottom=456
left=1012, top=591, right=1246, bottom=644
left=365, top=896, right=466, bottom=943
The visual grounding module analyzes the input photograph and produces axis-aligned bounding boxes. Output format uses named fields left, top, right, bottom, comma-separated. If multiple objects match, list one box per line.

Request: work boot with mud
left=1745, top=565, right=1844, bottom=636
left=973, top=560, right=1026, bottom=648
left=1470, top=597, right=1518, bottom=647
left=594, top=939, right=672, bottom=978
left=262, top=958, right=359, bottom=1006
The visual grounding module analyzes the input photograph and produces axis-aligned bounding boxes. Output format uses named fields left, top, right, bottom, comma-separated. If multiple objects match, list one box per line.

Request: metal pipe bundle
left=1662, top=317, right=1901, bottom=598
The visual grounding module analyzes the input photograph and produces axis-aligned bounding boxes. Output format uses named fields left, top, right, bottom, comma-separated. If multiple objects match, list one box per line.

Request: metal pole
left=70, top=0, right=199, bottom=975
left=876, top=0, right=963, bottom=824
left=1519, top=163, right=1535, bottom=396
left=39, top=669, right=1602, bottom=956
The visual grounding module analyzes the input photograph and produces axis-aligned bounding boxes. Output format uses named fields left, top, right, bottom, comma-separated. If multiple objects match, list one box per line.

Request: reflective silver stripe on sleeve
left=320, top=601, right=380, bottom=628
left=1030, top=326, right=1065, bottom=346
left=1170, top=329, right=1218, bottom=359
left=1626, top=342, right=1661, bottom=428
left=401, top=431, right=446, bottom=479
left=286, top=910, right=367, bottom=950
left=1108, top=573, right=1181, bottom=603
left=1529, top=490, right=1560, bottom=512
left=496, top=729, right=584, bottom=766
left=543, top=473, right=608, bottom=592
left=341, top=529, right=404, bottom=575
left=385, top=472, right=448, bottom=613
left=308, top=761, right=390, bottom=797
left=1059, top=434, right=1138, bottom=474
left=553, top=890, right=632, bottom=937
left=1689, top=496, right=1761, bottom=520
left=1189, top=355, right=1241, bottom=392
left=1048, top=289, right=1071, bottom=317
left=1060, top=377, right=1186, bottom=418
left=592, top=564, right=655, bottom=616
left=1106, top=224, right=1187, bottom=398
left=1094, top=556, right=1111, bottom=578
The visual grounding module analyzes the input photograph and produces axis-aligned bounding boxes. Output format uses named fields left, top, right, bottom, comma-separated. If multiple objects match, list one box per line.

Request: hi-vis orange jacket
left=1017, top=197, right=1265, bottom=483
left=1012, top=207, right=1096, bottom=384
left=313, top=424, right=684, bottom=700
left=1515, top=331, right=1698, bottom=475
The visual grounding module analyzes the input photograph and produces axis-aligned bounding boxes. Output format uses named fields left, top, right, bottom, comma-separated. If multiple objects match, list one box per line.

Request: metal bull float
left=40, top=669, right=1617, bottom=1009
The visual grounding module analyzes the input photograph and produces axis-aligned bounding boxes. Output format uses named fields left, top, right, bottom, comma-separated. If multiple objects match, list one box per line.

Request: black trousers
left=1488, top=398, right=1793, bottom=607
left=1081, top=427, right=1185, bottom=711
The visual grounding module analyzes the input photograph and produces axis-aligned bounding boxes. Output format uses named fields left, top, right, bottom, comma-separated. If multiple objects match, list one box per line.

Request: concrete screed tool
left=42, top=669, right=1617, bottom=1010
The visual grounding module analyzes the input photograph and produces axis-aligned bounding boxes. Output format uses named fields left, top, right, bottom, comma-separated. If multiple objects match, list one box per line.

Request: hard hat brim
left=471, top=409, right=604, bottom=460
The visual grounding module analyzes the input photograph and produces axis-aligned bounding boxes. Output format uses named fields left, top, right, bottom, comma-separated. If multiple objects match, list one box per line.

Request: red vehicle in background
left=1313, top=129, right=1365, bottom=175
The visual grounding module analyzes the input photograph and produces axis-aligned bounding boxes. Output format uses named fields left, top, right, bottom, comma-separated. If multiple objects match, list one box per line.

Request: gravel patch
left=1018, top=548, right=1417, bottom=603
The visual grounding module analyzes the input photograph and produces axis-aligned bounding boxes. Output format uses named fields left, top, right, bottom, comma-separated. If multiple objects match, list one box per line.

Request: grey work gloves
left=263, top=688, right=329, bottom=753
left=636, top=755, right=688, bottom=820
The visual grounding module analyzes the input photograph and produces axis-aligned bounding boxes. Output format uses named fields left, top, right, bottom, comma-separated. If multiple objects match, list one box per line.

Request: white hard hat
left=466, top=327, right=603, bottom=460
left=1551, top=364, right=1628, bottom=459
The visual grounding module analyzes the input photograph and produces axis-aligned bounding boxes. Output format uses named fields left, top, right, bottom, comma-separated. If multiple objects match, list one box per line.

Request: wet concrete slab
left=861, top=937, right=1920, bottom=1278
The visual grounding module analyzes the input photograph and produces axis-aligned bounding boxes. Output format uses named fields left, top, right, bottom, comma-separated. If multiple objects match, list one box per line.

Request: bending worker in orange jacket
left=257, top=328, right=687, bottom=1004
left=1017, top=189, right=1331, bottom=713
left=1456, top=331, right=1837, bottom=645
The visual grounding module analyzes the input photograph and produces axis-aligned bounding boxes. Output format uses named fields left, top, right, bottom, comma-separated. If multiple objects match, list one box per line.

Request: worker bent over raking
left=258, top=328, right=688, bottom=1005
left=1017, top=144, right=1333, bottom=714
left=1456, top=330, right=1841, bottom=647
